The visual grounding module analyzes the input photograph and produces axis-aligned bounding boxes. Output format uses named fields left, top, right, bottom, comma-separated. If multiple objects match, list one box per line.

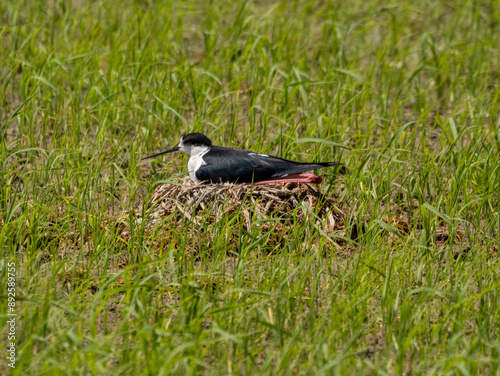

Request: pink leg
left=246, top=173, right=323, bottom=186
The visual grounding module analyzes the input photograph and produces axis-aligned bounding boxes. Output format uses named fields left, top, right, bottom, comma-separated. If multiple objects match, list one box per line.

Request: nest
left=142, top=177, right=345, bottom=233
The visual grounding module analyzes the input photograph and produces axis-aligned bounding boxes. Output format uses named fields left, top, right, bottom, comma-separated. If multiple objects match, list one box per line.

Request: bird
left=142, top=133, right=343, bottom=185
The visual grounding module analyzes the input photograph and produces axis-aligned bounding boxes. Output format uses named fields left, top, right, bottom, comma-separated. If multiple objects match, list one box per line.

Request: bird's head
left=142, top=132, right=212, bottom=160
left=178, top=133, right=212, bottom=156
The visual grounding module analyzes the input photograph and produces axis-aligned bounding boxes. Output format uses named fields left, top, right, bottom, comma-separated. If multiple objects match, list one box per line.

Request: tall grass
left=1, top=0, right=499, bottom=374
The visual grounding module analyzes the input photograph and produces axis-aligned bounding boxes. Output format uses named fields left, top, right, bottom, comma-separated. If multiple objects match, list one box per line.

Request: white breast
left=187, top=148, right=209, bottom=182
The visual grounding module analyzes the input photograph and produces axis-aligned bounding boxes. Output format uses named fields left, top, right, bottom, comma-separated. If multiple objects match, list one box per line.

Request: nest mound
left=143, top=177, right=344, bottom=233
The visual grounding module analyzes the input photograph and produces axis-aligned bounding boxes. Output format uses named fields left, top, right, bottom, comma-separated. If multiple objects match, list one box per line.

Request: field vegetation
left=1, top=0, right=499, bottom=374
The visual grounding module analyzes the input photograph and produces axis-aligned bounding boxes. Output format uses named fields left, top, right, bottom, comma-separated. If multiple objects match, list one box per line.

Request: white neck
left=186, top=145, right=210, bottom=182
left=178, top=144, right=210, bottom=156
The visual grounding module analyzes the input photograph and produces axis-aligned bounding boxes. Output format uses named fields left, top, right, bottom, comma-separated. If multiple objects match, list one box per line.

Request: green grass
left=1, top=0, right=500, bottom=374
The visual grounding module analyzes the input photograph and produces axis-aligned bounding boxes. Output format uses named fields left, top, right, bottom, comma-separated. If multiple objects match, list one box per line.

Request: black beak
left=141, top=145, right=181, bottom=160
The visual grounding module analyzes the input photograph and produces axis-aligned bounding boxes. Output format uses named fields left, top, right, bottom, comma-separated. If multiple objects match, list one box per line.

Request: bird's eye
left=185, top=140, right=191, bottom=145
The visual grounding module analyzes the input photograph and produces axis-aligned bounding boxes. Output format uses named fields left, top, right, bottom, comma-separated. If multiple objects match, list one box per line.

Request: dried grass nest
left=142, top=177, right=345, bottom=233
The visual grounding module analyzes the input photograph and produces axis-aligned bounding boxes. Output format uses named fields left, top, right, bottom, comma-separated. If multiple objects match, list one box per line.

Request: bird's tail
left=310, top=162, right=344, bottom=168
left=272, top=162, right=344, bottom=178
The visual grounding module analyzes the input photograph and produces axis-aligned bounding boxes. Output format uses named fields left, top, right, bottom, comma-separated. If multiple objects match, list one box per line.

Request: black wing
left=196, top=146, right=340, bottom=183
